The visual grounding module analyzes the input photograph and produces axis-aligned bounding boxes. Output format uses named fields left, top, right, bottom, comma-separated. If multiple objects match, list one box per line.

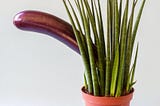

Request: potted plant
left=13, top=0, right=146, bottom=106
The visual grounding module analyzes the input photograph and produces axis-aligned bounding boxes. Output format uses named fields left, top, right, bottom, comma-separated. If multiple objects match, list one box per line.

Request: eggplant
left=13, top=10, right=79, bottom=54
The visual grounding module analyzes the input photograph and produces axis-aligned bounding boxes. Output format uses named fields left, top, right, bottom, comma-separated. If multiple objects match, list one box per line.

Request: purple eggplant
left=13, top=10, right=79, bottom=53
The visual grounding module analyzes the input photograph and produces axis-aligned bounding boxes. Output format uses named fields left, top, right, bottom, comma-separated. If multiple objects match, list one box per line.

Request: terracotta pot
left=81, top=87, right=134, bottom=106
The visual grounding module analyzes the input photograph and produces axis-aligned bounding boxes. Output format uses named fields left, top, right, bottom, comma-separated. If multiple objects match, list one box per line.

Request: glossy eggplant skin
left=13, top=10, right=79, bottom=54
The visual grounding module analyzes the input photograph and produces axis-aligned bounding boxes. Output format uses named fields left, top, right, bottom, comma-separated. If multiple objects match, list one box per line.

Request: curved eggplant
left=13, top=10, right=79, bottom=54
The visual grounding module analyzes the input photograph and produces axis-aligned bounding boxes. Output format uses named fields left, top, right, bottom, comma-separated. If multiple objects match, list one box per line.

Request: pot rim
left=81, top=86, right=134, bottom=100
left=81, top=87, right=134, bottom=105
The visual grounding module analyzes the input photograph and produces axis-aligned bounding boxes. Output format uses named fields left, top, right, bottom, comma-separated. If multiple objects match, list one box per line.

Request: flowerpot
left=81, top=87, right=134, bottom=106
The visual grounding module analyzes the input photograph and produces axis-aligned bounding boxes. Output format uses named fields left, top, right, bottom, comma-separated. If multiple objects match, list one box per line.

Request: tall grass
left=63, top=0, right=146, bottom=97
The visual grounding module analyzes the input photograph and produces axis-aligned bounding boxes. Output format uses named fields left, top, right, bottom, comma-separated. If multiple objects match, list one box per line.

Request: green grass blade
left=105, top=60, right=111, bottom=96
left=126, top=44, right=138, bottom=92
left=75, top=0, right=85, bottom=33
left=124, top=0, right=136, bottom=91
left=132, top=0, right=146, bottom=50
left=86, top=29, right=100, bottom=96
left=68, top=0, right=82, bottom=35
left=126, top=68, right=132, bottom=92
left=115, top=0, right=129, bottom=97
left=93, top=0, right=105, bottom=96
left=83, top=0, right=99, bottom=38
left=68, top=0, right=88, bottom=54
left=114, top=0, right=120, bottom=49
left=130, top=43, right=139, bottom=89
left=110, top=43, right=119, bottom=96
left=84, top=72, right=88, bottom=89
left=110, top=0, right=115, bottom=66
left=82, top=0, right=100, bottom=96
left=91, top=0, right=95, bottom=22
left=63, top=0, right=93, bottom=94
left=119, top=0, right=122, bottom=29
left=97, top=0, right=106, bottom=58
left=110, top=0, right=120, bottom=97
left=96, top=0, right=106, bottom=61
left=105, top=0, right=112, bottom=96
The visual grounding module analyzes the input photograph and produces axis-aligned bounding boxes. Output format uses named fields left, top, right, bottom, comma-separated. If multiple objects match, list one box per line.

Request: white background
left=0, top=0, right=159, bottom=106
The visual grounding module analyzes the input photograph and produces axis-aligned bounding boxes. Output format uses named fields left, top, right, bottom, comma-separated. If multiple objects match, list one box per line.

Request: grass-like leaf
left=110, top=0, right=120, bottom=97
left=83, top=0, right=100, bottom=96
left=132, top=0, right=146, bottom=51
left=110, top=43, right=119, bottom=96
left=116, top=0, right=129, bottom=97
left=63, top=0, right=93, bottom=94
left=105, top=0, right=112, bottom=96
left=124, top=0, right=137, bottom=92
left=93, top=0, right=106, bottom=96
left=130, top=44, right=139, bottom=90
left=63, top=0, right=146, bottom=97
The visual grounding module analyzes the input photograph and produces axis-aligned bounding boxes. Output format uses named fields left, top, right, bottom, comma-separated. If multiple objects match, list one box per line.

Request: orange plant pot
left=82, top=87, right=134, bottom=106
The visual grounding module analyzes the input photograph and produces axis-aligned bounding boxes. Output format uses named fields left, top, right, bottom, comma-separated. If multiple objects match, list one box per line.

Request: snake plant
left=63, top=0, right=146, bottom=97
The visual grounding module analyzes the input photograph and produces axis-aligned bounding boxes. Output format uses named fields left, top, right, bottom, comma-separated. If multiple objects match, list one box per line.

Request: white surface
left=0, top=0, right=159, bottom=106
